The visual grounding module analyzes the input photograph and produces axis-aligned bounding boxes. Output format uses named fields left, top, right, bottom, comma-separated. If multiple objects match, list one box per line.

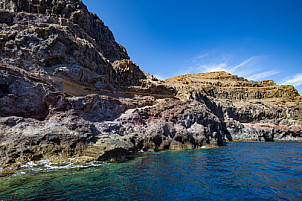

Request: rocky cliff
left=0, top=0, right=301, bottom=175
left=0, top=0, right=175, bottom=97
left=0, top=65, right=229, bottom=174
left=165, top=71, right=302, bottom=141
left=0, top=0, right=226, bottom=175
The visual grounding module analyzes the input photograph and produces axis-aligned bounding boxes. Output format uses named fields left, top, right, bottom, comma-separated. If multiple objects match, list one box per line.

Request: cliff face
left=0, top=0, right=175, bottom=97
left=165, top=71, right=302, bottom=141
left=0, top=0, right=225, bottom=175
left=0, top=66, right=228, bottom=173
left=166, top=71, right=302, bottom=126
left=0, top=0, right=301, bottom=175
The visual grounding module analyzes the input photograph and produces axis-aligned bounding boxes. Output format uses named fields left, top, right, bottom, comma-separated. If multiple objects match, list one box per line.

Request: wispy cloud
left=198, top=57, right=259, bottom=74
left=246, top=70, right=279, bottom=80
left=177, top=53, right=278, bottom=81
left=229, top=57, right=257, bottom=73
left=282, top=74, right=302, bottom=87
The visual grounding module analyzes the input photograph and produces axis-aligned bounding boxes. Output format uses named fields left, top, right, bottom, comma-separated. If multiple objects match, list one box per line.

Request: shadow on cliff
left=196, top=93, right=233, bottom=141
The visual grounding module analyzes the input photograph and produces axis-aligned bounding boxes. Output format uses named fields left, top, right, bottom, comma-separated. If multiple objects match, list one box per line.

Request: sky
left=83, top=0, right=302, bottom=94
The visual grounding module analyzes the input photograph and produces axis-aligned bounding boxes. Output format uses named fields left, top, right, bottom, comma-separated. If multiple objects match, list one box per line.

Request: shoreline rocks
left=0, top=96, right=230, bottom=175
left=0, top=61, right=230, bottom=175
left=0, top=0, right=302, bottom=176
left=225, top=120, right=302, bottom=142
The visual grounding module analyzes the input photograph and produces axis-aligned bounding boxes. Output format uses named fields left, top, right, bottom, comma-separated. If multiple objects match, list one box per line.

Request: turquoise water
left=1, top=142, right=302, bottom=200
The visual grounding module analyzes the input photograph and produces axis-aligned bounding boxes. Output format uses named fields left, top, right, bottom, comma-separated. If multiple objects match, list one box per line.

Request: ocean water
left=0, top=142, right=302, bottom=201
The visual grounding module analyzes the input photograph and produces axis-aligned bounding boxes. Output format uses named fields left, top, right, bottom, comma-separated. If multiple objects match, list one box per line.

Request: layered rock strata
left=165, top=72, right=302, bottom=141
left=0, top=0, right=175, bottom=97
left=0, top=64, right=228, bottom=173
left=0, top=0, right=227, bottom=175
left=1, top=0, right=301, bottom=175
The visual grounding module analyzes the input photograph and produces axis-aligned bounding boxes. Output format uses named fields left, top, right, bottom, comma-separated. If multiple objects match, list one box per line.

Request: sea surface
left=0, top=142, right=302, bottom=201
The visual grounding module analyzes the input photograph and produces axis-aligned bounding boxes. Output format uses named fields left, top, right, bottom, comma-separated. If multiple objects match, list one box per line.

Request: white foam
left=6, top=159, right=108, bottom=176
left=20, top=161, right=39, bottom=168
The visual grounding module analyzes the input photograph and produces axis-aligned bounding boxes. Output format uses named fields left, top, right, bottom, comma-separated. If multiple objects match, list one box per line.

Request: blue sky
left=83, top=0, right=302, bottom=94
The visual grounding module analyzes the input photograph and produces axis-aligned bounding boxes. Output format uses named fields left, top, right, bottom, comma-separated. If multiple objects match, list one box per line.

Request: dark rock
left=0, top=63, right=54, bottom=120
left=0, top=0, right=175, bottom=97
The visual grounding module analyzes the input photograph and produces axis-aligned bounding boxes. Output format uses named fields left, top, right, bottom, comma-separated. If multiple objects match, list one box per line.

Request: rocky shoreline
left=225, top=120, right=302, bottom=142
left=0, top=0, right=302, bottom=176
left=0, top=90, right=231, bottom=175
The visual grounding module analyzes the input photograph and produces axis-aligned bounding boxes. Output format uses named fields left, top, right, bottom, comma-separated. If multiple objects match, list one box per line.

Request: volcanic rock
left=0, top=0, right=301, bottom=175
left=225, top=120, right=302, bottom=142
left=0, top=3, right=227, bottom=173
left=0, top=0, right=175, bottom=97
left=165, top=71, right=302, bottom=140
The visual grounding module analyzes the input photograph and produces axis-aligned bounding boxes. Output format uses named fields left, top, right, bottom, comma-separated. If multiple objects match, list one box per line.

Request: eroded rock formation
left=0, top=63, right=228, bottom=173
left=0, top=0, right=226, bottom=175
left=0, top=0, right=175, bottom=97
left=165, top=71, right=302, bottom=141
left=0, top=0, right=301, bottom=175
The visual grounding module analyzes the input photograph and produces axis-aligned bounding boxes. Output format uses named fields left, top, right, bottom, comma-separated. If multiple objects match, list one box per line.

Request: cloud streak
left=198, top=57, right=259, bottom=74
left=177, top=53, right=278, bottom=81
left=246, top=70, right=279, bottom=80
left=282, top=73, right=302, bottom=87
left=228, top=57, right=256, bottom=73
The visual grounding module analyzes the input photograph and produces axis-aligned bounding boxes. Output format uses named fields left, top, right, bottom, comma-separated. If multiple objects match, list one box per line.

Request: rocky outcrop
left=0, top=114, right=96, bottom=174
left=225, top=120, right=302, bottom=142
left=0, top=55, right=227, bottom=175
left=165, top=71, right=299, bottom=100
left=0, top=0, right=175, bottom=97
left=165, top=71, right=302, bottom=140
left=0, top=92, right=228, bottom=174
left=0, top=0, right=301, bottom=175
left=166, top=71, right=302, bottom=125
left=0, top=63, right=53, bottom=120
left=0, top=0, right=206, bottom=175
